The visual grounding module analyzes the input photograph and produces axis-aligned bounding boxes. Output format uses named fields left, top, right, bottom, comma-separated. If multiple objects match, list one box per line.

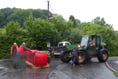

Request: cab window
left=58, top=43, right=63, bottom=47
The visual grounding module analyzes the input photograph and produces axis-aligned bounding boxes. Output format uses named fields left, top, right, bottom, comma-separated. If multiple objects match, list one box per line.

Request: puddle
left=114, top=61, right=118, bottom=64
left=0, top=67, right=8, bottom=70
left=0, top=66, right=8, bottom=77
left=0, top=59, right=49, bottom=79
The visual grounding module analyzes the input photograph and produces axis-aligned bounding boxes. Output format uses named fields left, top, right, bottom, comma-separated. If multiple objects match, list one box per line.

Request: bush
left=0, top=19, right=118, bottom=59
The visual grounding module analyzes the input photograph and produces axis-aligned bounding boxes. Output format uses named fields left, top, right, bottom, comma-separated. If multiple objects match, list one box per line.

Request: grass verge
left=114, top=71, right=118, bottom=76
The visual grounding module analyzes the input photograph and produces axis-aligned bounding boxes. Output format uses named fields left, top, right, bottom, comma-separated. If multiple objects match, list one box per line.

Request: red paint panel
left=25, top=50, right=48, bottom=66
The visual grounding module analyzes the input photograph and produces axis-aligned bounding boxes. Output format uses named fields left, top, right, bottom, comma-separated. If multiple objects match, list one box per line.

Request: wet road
left=107, top=57, right=118, bottom=71
left=0, top=57, right=118, bottom=79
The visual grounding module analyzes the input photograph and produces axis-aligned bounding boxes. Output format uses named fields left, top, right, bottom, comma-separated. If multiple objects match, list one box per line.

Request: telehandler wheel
left=60, top=51, right=71, bottom=63
left=97, top=49, right=109, bottom=62
left=75, top=52, right=86, bottom=65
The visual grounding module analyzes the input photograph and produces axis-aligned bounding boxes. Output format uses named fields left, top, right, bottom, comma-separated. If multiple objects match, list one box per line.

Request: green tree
left=75, top=19, right=81, bottom=27
left=0, top=8, right=51, bottom=27
left=0, top=35, right=10, bottom=59
left=69, top=15, right=76, bottom=27
left=25, top=18, right=59, bottom=49
left=51, top=14, right=72, bottom=41
left=52, top=14, right=65, bottom=21
left=5, top=21, right=20, bottom=34
left=112, top=31, right=118, bottom=56
left=0, top=21, right=27, bottom=59
left=0, top=11, right=5, bottom=27
left=5, top=21, right=27, bottom=45
left=68, top=28, right=81, bottom=44
left=91, top=16, right=111, bottom=26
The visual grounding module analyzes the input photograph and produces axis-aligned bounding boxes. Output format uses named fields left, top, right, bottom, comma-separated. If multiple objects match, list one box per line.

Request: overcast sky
left=0, top=0, right=118, bottom=30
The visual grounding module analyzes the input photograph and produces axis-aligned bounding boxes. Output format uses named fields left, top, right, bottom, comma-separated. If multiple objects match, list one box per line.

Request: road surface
left=0, top=57, right=118, bottom=79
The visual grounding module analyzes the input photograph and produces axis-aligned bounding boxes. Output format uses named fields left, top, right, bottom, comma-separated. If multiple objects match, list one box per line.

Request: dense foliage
left=0, top=8, right=118, bottom=59
left=0, top=7, right=52, bottom=27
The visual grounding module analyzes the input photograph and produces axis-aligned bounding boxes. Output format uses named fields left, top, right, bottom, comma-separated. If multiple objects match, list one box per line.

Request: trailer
left=10, top=43, right=50, bottom=69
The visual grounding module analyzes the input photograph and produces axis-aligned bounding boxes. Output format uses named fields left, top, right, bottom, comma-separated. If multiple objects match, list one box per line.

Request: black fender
left=98, top=48, right=108, bottom=55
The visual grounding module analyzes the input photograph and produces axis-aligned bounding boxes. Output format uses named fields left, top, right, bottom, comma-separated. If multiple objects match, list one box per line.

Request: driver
left=89, top=38, right=95, bottom=46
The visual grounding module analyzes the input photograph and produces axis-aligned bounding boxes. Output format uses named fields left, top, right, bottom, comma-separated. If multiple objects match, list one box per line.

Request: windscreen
left=80, top=35, right=89, bottom=46
left=58, top=43, right=63, bottom=47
